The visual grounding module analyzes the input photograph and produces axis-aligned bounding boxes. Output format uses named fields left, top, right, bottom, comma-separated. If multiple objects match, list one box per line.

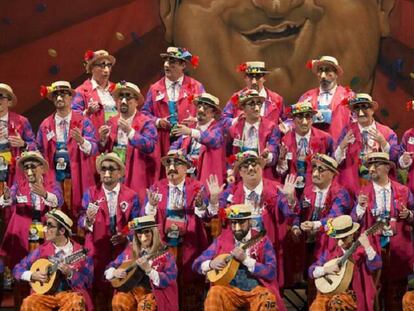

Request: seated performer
left=105, top=215, right=179, bottom=311
left=308, top=215, right=382, bottom=311
left=13, top=209, right=94, bottom=311
left=37, top=81, right=98, bottom=218
left=193, top=204, right=287, bottom=311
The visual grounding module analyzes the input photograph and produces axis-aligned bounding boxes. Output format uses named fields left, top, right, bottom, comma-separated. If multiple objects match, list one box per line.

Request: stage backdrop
left=0, top=0, right=413, bottom=136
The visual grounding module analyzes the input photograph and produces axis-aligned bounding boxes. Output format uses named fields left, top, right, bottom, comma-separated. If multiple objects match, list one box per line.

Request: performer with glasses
left=13, top=209, right=93, bottom=311
left=72, top=49, right=117, bottom=131
left=78, top=153, right=140, bottom=311
left=105, top=215, right=178, bottom=311
left=37, top=81, right=98, bottom=219
left=99, top=81, right=159, bottom=203
left=142, top=47, right=205, bottom=156
left=335, top=94, right=399, bottom=196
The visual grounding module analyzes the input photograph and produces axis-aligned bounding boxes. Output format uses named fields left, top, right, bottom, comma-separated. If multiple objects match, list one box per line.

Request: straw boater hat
left=128, top=215, right=158, bottom=231
left=96, top=152, right=126, bottom=175
left=17, top=151, right=49, bottom=171
left=348, top=93, right=378, bottom=111
left=111, top=81, right=144, bottom=102
left=233, top=150, right=266, bottom=173
left=0, top=83, right=17, bottom=106
left=326, top=215, right=360, bottom=239
left=225, top=204, right=253, bottom=220
left=308, top=56, right=343, bottom=76
left=160, top=46, right=199, bottom=67
left=290, top=100, right=317, bottom=117
left=84, top=49, right=116, bottom=73
left=238, top=61, right=270, bottom=74
left=193, top=92, right=221, bottom=113
left=40, top=81, right=75, bottom=100
left=161, top=150, right=192, bottom=167
left=311, top=153, right=339, bottom=174
left=364, top=152, right=395, bottom=168
left=238, top=89, right=266, bottom=107
left=46, top=209, right=73, bottom=235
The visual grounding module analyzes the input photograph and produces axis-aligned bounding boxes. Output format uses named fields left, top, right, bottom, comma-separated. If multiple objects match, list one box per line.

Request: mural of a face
left=161, top=0, right=394, bottom=104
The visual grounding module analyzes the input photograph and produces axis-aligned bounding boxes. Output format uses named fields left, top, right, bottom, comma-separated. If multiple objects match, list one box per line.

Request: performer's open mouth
left=241, top=20, right=305, bottom=42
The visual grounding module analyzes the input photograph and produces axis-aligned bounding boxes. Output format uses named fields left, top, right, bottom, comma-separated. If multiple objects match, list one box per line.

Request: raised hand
left=136, top=257, right=152, bottom=273
left=278, top=174, right=297, bottom=202
left=146, top=188, right=161, bottom=207
left=206, top=174, right=225, bottom=205
left=31, top=183, right=47, bottom=198
left=98, top=125, right=111, bottom=143
left=157, top=117, right=171, bottom=129
left=118, top=118, right=132, bottom=135
left=9, top=134, right=25, bottom=148
left=231, top=247, right=246, bottom=262
left=70, top=127, right=84, bottom=145
left=171, top=124, right=192, bottom=137
left=339, top=130, right=355, bottom=151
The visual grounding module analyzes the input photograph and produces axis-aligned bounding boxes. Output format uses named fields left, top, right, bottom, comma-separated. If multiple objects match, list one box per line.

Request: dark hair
left=56, top=222, right=70, bottom=238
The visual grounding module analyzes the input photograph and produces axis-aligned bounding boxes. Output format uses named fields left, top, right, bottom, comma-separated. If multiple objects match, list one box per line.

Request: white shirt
left=189, top=119, right=214, bottom=156
left=356, top=181, right=392, bottom=220
left=91, top=78, right=116, bottom=112
left=0, top=113, right=9, bottom=144
left=259, top=88, right=267, bottom=117
left=242, top=121, right=260, bottom=150
left=244, top=181, right=264, bottom=214
left=165, top=76, right=184, bottom=102
left=103, top=183, right=121, bottom=218
left=54, top=112, right=92, bottom=154
left=276, top=130, right=311, bottom=175
left=317, top=85, right=337, bottom=108
left=117, top=112, right=137, bottom=146
left=21, top=240, right=74, bottom=282
left=295, top=131, right=311, bottom=156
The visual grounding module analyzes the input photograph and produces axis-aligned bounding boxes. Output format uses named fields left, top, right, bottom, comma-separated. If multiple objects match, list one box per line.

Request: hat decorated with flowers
left=224, top=204, right=253, bottom=220
left=348, top=93, right=378, bottom=111
left=306, top=56, right=343, bottom=76
left=40, top=81, right=75, bottom=100
left=233, top=150, right=266, bottom=173
left=326, top=215, right=360, bottom=239
left=161, top=149, right=192, bottom=167
left=232, top=89, right=265, bottom=107
left=237, top=61, right=269, bottom=74
left=128, top=215, right=158, bottom=231
left=83, top=49, right=116, bottom=73
left=160, top=47, right=199, bottom=68
left=110, top=81, right=144, bottom=102
left=290, top=100, right=317, bottom=116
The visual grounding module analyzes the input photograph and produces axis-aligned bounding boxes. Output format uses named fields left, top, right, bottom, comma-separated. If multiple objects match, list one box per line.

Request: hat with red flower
left=307, top=56, right=343, bottom=76
left=160, top=47, right=199, bottom=68
left=39, top=81, right=75, bottom=100
left=83, top=49, right=116, bottom=73
left=237, top=61, right=269, bottom=74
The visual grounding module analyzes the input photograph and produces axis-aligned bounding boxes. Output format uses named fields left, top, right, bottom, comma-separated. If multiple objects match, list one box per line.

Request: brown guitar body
left=110, top=260, right=146, bottom=292
left=30, top=258, right=60, bottom=295
left=206, top=253, right=240, bottom=285
left=315, top=258, right=355, bottom=295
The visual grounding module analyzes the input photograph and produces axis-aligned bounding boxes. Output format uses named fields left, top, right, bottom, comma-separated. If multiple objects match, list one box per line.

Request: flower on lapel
left=120, top=201, right=129, bottom=212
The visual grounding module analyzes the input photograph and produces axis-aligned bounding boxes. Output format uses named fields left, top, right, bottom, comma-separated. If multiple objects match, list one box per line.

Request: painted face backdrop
left=0, top=0, right=413, bottom=135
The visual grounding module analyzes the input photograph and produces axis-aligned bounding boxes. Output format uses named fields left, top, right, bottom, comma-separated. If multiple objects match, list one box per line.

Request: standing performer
left=308, top=215, right=382, bottom=311
left=37, top=81, right=98, bottom=219
left=193, top=204, right=287, bottom=311
left=105, top=215, right=179, bottom=311
left=99, top=81, right=159, bottom=202
left=142, top=46, right=204, bottom=156
left=78, top=153, right=140, bottom=311
left=72, top=49, right=117, bottom=131
left=13, top=209, right=93, bottom=311
left=399, top=100, right=414, bottom=194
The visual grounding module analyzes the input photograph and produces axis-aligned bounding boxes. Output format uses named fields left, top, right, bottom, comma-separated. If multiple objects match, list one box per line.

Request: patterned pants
left=20, top=291, right=85, bottom=311
left=112, top=286, right=157, bottom=311
left=310, top=290, right=357, bottom=311
left=204, top=285, right=277, bottom=311
left=403, top=291, right=414, bottom=311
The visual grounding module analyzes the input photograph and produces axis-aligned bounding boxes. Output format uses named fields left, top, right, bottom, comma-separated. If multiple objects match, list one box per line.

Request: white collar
left=165, top=76, right=184, bottom=89
left=245, top=120, right=260, bottom=128
left=295, top=130, right=311, bottom=142
left=259, top=87, right=267, bottom=98
left=312, top=183, right=331, bottom=194
left=54, top=239, right=73, bottom=255
left=0, top=113, right=9, bottom=122
left=91, top=78, right=110, bottom=91
left=55, top=112, right=72, bottom=123
left=319, top=84, right=337, bottom=95
left=169, top=179, right=185, bottom=192
left=243, top=180, right=263, bottom=196
left=197, top=119, right=214, bottom=131
left=358, top=120, right=376, bottom=132
left=373, top=181, right=391, bottom=192
left=103, top=183, right=121, bottom=196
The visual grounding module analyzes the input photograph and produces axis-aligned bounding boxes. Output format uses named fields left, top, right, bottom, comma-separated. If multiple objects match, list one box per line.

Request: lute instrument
left=207, top=232, right=264, bottom=285
left=111, top=246, right=168, bottom=292
left=315, top=220, right=385, bottom=295
left=30, top=248, right=88, bottom=294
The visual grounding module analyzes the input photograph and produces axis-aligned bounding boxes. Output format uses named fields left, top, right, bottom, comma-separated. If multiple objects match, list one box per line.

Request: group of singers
left=0, top=46, right=413, bottom=311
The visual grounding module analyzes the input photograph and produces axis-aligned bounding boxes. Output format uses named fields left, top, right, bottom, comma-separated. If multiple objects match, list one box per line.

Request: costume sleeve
left=129, top=120, right=157, bottom=154
left=219, top=183, right=234, bottom=208
left=386, top=132, right=399, bottom=162
left=69, top=255, right=94, bottom=289
left=71, top=92, right=86, bottom=112
left=251, top=239, right=276, bottom=281
left=13, top=248, right=42, bottom=280
left=266, top=126, right=281, bottom=166
left=196, top=125, right=224, bottom=149
left=36, top=126, right=45, bottom=154
left=326, top=135, right=335, bottom=156
left=308, top=250, right=328, bottom=279
left=334, top=126, right=349, bottom=164
left=170, top=136, right=183, bottom=150
left=81, top=118, right=98, bottom=156
left=222, top=99, right=236, bottom=120
left=78, top=189, right=92, bottom=230
left=192, top=239, right=218, bottom=275
left=154, top=252, right=177, bottom=289
left=141, top=89, right=157, bottom=121
left=364, top=249, right=382, bottom=273
left=21, top=118, right=37, bottom=151
left=49, top=182, right=64, bottom=208
left=277, top=190, right=300, bottom=226
left=131, top=194, right=141, bottom=219
left=320, top=189, right=352, bottom=226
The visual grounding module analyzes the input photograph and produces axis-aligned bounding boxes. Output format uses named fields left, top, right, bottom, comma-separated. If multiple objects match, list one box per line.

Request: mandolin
left=30, top=248, right=88, bottom=295
left=111, top=246, right=168, bottom=292
left=207, top=232, right=264, bottom=285
left=315, top=220, right=385, bottom=295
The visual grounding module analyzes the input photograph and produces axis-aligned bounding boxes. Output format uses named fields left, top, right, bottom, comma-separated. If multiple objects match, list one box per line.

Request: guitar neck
left=64, top=249, right=87, bottom=265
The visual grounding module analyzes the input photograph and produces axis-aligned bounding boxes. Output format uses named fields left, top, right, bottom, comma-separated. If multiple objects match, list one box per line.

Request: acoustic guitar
left=207, top=232, right=264, bottom=285
left=30, top=248, right=88, bottom=294
left=315, top=220, right=385, bottom=295
left=111, top=246, right=168, bottom=292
